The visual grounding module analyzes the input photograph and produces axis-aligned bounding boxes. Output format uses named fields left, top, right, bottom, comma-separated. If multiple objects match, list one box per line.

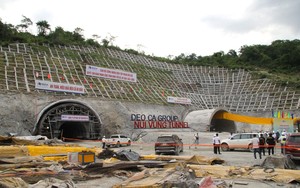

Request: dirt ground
left=70, top=131, right=300, bottom=188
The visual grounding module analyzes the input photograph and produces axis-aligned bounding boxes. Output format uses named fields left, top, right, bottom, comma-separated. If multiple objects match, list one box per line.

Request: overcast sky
left=0, top=0, right=299, bottom=57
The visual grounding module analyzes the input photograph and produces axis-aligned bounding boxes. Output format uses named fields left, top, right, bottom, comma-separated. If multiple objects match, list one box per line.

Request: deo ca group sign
left=131, top=114, right=189, bottom=129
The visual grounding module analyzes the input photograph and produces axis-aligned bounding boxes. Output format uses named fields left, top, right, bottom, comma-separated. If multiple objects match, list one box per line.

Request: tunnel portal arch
left=33, top=100, right=102, bottom=140
left=184, top=108, right=236, bottom=133
left=209, top=109, right=236, bottom=133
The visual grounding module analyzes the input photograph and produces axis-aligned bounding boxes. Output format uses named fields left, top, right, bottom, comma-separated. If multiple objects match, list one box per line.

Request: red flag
left=162, top=90, right=165, bottom=96
left=89, top=83, right=93, bottom=88
left=47, top=73, right=51, bottom=79
left=61, top=75, right=64, bottom=80
left=83, top=79, right=86, bottom=83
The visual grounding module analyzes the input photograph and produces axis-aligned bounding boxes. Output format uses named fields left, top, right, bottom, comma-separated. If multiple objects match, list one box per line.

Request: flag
left=47, top=73, right=51, bottom=79
left=89, top=83, right=93, bottom=88
left=162, top=90, right=165, bottom=96
left=278, top=111, right=281, bottom=118
left=35, top=72, right=39, bottom=78
left=271, top=110, right=274, bottom=118
left=282, top=111, right=284, bottom=118
left=83, top=79, right=86, bottom=83
left=172, top=90, right=175, bottom=95
left=61, top=75, right=64, bottom=80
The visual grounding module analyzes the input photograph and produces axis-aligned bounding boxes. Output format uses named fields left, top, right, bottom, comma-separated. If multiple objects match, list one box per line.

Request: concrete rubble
left=0, top=136, right=299, bottom=187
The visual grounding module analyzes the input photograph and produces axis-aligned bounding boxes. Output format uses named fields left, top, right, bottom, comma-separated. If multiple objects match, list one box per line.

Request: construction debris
left=261, top=155, right=297, bottom=169
left=0, top=136, right=299, bottom=188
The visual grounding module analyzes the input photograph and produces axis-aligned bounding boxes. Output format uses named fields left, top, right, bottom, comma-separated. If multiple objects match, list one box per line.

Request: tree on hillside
left=105, top=33, right=117, bottom=46
left=73, top=27, right=85, bottom=42
left=48, top=26, right=70, bottom=45
left=36, top=20, right=51, bottom=36
left=0, top=20, right=17, bottom=44
left=227, top=49, right=237, bottom=57
left=17, top=15, right=33, bottom=32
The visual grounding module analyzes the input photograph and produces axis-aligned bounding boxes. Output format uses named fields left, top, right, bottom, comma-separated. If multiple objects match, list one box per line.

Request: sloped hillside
left=0, top=43, right=299, bottom=112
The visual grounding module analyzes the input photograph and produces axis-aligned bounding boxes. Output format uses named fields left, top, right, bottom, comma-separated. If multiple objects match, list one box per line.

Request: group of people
left=251, top=130, right=288, bottom=159
left=191, top=130, right=287, bottom=159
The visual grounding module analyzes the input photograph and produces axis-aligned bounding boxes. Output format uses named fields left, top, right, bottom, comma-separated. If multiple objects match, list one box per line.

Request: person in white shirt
left=102, top=135, right=106, bottom=149
left=190, top=133, right=199, bottom=149
left=252, top=134, right=261, bottom=159
left=213, top=133, right=221, bottom=154
left=278, top=132, right=287, bottom=154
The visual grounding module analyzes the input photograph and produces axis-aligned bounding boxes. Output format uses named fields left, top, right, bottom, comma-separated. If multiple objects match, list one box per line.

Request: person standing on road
left=278, top=132, right=287, bottom=154
left=102, top=135, right=106, bottom=149
left=194, top=133, right=199, bottom=148
left=213, top=133, right=221, bottom=154
left=190, top=133, right=199, bottom=149
left=275, top=130, right=280, bottom=142
left=266, top=133, right=276, bottom=155
left=259, top=134, right=266, bottom=156
left=252, top=134, right=261, bottom=159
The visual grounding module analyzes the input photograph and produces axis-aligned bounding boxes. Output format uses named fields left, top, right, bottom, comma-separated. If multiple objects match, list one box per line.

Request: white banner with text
left=167, top=96, right=192, bottom=105
left=35, top=80, right=85, bottom=94
left=86, top=65, right=137, bottom=82
left=61, top=115, right=89, bottom=122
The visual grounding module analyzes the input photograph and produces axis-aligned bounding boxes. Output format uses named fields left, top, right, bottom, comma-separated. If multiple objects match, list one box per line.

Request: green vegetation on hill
left=1, top=17, right=299, bottom=89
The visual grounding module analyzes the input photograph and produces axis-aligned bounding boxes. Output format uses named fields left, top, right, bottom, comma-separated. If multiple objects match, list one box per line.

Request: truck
left=105, top=134, right=131, bottom=148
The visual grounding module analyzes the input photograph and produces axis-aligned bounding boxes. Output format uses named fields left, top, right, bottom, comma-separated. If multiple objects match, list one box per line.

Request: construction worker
left=278, top=132, right=287, bottom=154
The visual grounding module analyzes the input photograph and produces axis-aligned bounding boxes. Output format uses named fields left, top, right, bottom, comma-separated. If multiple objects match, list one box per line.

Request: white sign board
left=61, top=115, right=89, bottom=122
left=86, top=65, right=137, bottom=82
left=35, top=80, right=85, bottom=94
left=167, top=96, right=192, bottom=105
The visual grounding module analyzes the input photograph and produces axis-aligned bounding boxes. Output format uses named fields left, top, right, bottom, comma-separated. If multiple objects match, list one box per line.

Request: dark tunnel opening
left=59, top=122, right=88, bottom=140
left=210, top=110, right=236, bottom=133
left=210, top=119, right=236, bottom=133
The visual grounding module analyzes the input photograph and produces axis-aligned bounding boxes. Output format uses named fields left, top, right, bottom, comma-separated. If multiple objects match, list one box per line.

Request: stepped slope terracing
left=0, top=43, right=299, bottom=112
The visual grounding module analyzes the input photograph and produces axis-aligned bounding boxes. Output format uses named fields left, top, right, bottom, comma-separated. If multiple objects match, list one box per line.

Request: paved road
left=72, top=139, right=287, bottom=167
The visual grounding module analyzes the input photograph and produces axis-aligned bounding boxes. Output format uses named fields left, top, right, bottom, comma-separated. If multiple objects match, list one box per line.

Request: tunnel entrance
left=60, top=122, right=87, bottom=140
left=34, top=100, right=102, bottom=140
left=184, top=108, right=237, bottom=133
left=210, top=110, right=236, bottom=133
